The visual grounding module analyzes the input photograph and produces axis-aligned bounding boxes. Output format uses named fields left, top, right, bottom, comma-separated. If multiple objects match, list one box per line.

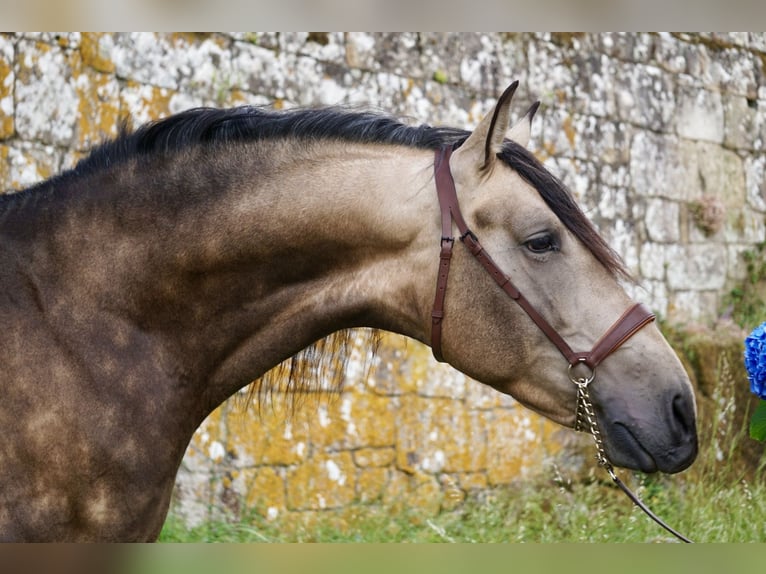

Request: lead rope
left=571, top=373, right=693, bottom=543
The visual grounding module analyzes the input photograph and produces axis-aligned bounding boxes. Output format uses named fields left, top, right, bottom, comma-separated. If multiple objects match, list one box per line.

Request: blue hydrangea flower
left=745, top=322, right=766, bottom=400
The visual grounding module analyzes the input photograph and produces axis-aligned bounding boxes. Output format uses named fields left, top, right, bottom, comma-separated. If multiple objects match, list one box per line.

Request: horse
left=0, top=81, right=697, bottom=541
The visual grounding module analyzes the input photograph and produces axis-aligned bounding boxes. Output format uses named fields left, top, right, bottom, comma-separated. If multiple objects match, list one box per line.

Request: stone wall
left=2, top=33, right=765, bottom=528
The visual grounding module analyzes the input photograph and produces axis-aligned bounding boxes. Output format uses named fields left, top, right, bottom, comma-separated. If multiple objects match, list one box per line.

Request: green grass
left=159, top=464, right=766, bottom=542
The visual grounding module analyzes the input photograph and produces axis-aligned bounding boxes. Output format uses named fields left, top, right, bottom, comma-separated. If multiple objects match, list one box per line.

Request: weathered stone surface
left=15, top=40, right=80, bottom=146
left=724, top=94, right=764, bottom=151
left=645, top=198, right=681, bottom=243
left=744, top=154, right=766, bottom=212
left=6, top=142, right=61, bottom=190
left=395, top=396, right=488, bottom=474
left=0, top=37, right=14, bottom=140
left=353, top=447, right=396, bottom=468
left=286, top=451, right=357, bottom=510
left=487, top=407, right=562, bottom=485
left=630, top=131, right=701, bottom=201
left=310, top=391, right=396, bottom=450
left=676, top=80, right=725, bottom=143
left=666, top=244, right=728, bottom=290
left=356, top=467, right=389, bottom=504
left=241, top=467, right=287, bottom=520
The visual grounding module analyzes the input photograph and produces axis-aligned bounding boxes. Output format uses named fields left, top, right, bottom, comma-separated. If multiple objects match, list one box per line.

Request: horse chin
left=605, top=423, right=659, bottom=473
left=604, top=421, right=697, bottom=475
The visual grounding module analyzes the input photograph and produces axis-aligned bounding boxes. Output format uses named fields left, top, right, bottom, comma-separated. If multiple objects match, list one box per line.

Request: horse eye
left=525, top=234, right=557, bottom=254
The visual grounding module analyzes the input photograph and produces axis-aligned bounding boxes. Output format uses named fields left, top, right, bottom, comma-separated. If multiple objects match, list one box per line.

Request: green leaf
left=750, top=400, right=766, bottom=441
left=432, top=69, right=448, bottom=85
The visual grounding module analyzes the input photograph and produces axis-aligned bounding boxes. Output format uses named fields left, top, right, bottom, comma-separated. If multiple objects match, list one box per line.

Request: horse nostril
left=671, top=392, right=696, bottom=438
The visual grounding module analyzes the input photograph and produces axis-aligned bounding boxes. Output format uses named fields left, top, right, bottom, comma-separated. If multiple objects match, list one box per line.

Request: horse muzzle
left=599, top=385, right=698, bottom=474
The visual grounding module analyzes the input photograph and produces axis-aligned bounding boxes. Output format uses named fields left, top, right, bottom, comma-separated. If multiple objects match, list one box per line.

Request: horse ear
left=507, top=101, right=540, bottom=148
left=452, top=81, right=519, bottom=172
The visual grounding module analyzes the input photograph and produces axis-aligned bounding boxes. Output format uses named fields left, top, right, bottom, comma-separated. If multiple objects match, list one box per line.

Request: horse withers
left=0, top=82, right=697, bottom=541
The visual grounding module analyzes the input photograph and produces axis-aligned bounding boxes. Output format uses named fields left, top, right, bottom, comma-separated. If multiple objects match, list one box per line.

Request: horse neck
left=10, top=141, right=438, bottom=409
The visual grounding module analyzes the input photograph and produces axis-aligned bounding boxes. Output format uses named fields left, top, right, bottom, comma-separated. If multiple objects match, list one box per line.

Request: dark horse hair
left=31, top=105, right=629, bottom=400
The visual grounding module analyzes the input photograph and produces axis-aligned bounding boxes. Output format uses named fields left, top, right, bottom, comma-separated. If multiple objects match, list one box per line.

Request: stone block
left=241, top=467, right=287, bottom=520
left=676, top=82, right=725, bottom=143
left=644, top=198, right=680, bottom=243
left=724, top=94, right=763, bottom=151
left=695, top=142, right=746, bottom=206
left=383, top=470, right=442, bottom=516
left=615, top=63, right=675, bottom=132
left=665, top=244, right=727, bottom=291
left=487, top=407, right=560, bottom=485
left=725, top=207, right=766, bottom=245
left=635, top=279, right=669, bottom=318
left=0, top=37, right=13, bottom=140
left=225, top=398, right=312, bottom=467
left=569, top=52, right=619, bottom=118
left=744, top=155, right=766, bottom=212
left=367, top=335, right=466, bottom=399
left=356, top=467, right=389, bottom=503
left=73, top=68, right=121, bottom=149
left=353, top=447, right=396, bottom=468
left=286, top=451, right=357, bottom=510
left=395, top=396, right=487, bottom=474
left=639, top=242, right=669, bottom=280
left=630, top=131, right=701, bottom=201
left=14, top=40, right=80, bottom=146
left=0, top=146, right=8, bottom=190
left=667, top=290, right=721, bottom=324
left=6, top=143, right=61, bottom=190
left=80, top=33, right=115, bottom=73
left=309, top=391, right=396, bottom=450
left=119, top=82, right=175, bottom=127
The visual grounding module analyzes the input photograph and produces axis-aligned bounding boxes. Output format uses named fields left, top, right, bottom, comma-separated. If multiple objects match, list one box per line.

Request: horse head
left=431, top=83, right=697, bottom=474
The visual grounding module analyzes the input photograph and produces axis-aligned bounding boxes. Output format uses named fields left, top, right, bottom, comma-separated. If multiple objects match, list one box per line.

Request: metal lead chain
left=574, top=379, right=611, bottom=469
left=572, top=375, right=693, bottom=543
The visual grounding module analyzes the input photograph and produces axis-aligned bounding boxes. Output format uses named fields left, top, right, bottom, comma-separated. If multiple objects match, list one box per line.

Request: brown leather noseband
left=430, top=146, right=655, bottom=373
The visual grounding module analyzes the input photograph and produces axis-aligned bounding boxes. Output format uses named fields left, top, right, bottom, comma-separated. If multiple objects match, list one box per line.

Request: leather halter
left=430, top=146, right=655, bottom=370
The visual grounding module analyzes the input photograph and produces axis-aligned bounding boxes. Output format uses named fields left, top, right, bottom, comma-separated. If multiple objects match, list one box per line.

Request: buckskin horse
left=0, top=82, right=697, bottom=541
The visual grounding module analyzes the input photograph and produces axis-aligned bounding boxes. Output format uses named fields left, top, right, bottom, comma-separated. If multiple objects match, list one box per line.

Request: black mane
left=39, top=105, right=630, bottom=279
left=75, top=106, right=471, bottom=178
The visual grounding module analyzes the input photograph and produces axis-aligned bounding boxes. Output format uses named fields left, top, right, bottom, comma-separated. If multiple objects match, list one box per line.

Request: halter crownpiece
left=430, top=145, right=692, bottom=543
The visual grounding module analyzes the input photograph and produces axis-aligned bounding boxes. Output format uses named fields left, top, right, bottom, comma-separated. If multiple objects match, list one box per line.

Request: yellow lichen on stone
left=396, top=396, right=487, bottom=474
left=384, top=470, right=442, bottom=517
left=80, top=33, right=115, bottom=74
left=310, top=390, right=396, bottom=450
left=352, top=446, right=395, bottom=467
left=487, top=407, right=547, bottom=485
left=0, top=56, right=13, bottom=139
left=187, top=408, right=226, bottom=462
left=74, top=67, right=120, bottom=150
left=0, top=146, right=9, bottom=188
left=241, top=467, right=287, bottom=519
left=286, top=451, right=357, bottom=511
left=224, top=398, right=311, bottom=467
left=119, top=81, right=176, bottom=128
left=356, top=467, right=388, bottom=503
left=457, top=471, right=488, bottom=491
